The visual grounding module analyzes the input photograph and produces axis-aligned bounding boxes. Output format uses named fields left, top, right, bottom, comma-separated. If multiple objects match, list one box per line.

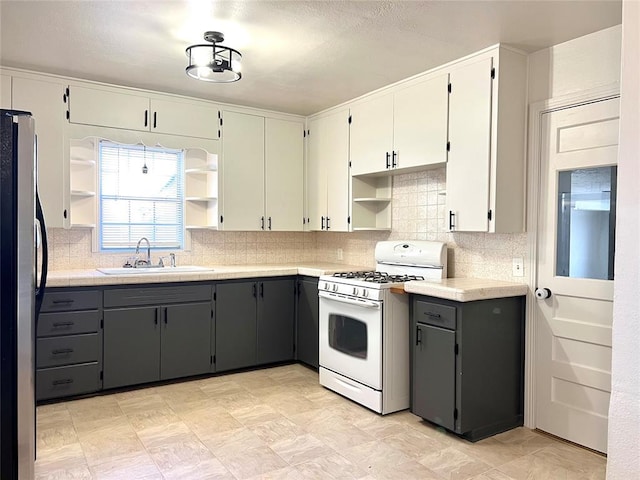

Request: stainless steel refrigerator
left=0, top=109, right=48, bottom=479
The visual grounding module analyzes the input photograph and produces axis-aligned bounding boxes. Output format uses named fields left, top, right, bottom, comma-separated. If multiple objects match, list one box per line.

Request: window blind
left=99, top=141, right=184, bottom=250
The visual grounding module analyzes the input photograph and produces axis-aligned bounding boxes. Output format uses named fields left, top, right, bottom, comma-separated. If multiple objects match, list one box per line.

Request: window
left=98, top=141, right=184, bottom=251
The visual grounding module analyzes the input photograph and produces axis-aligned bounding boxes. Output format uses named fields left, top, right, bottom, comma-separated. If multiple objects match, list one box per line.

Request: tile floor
left=35, top=363, right=607, bottom=480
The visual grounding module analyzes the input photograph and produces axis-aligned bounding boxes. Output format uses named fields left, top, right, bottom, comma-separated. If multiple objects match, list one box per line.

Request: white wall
left=528, top=25, right=621, bottom=103
left=607, top=1, right=640, bottom=478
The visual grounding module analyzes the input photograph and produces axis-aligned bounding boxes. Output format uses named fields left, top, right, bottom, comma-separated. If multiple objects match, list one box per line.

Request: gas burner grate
left=332, top=271, right=425, bottom=283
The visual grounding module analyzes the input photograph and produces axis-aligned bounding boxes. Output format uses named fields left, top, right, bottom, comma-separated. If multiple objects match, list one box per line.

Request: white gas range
left=318, top=241, right=447, bottom=414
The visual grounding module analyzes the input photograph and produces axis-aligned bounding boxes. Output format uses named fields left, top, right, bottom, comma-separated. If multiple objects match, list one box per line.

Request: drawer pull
left=52, top=378, right=74, bottom=386
left=52, top=348, right=74, bottom=355
left=52, top=321, right=74, bottom=327
left=424, top=312, right=442, bottom=319
left=52, top=299, right=74, bottom=305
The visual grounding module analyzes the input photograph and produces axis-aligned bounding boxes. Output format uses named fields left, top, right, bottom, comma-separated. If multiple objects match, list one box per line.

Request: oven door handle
left=319, top=290, right=381, bottom=309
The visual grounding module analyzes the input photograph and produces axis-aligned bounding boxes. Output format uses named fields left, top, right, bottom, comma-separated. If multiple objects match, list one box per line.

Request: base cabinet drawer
left=37, top=311, right=101, bottom=337
left=37, top=334, right=100, bottom=368
left=41, top=291, right=101, bottom=312
left=37, top=363, right=101, bottom=401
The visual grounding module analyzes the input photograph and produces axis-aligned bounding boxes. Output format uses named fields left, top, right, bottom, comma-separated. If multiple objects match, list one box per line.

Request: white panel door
left=536, top=97, right=619, bottom=453
left=324, top=110, right=351, bottom=232
left=265, top=118, right=304, bottom=231
left=393, top=73, right=449, bottom=170
left=446, top=57, right=493, bottom=232
left=68, top=85, right=149, bottom=131
left=349, top=94, right=393, bottom=176
left=13, top=76, right=69, bottom=229
left=306, top=115, right=327, bottom=231
left=220, top=111, right=265, bottom=231
left=151, top=98, right=219, bottom=139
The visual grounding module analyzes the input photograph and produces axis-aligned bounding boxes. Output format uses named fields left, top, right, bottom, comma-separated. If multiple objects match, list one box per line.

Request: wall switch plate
left=337, top=248, right=343, bottom=261
left=512, top=257, right=524, bottom=277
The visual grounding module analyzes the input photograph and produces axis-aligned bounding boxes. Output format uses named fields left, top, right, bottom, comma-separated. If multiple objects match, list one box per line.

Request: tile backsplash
left=50, top=168, right=527, bottom=282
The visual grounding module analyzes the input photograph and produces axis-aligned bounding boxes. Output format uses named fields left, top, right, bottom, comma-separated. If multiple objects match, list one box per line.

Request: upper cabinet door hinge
left=347, top=215, right=351, bottom=225
left=303, top=130, right=306, bottom=138
left=491, top=67, right=495, bottom=79
left=488, top=210, right=493, bottom=221
left=446, top=141, right=450, bottom=152
left=63, top=87, right=69, bottom=103
left=220, top=215, right=224, bottom=223
left=348, top=115, right=352, bottom=124
left=448, top=83, right=452, bottom=94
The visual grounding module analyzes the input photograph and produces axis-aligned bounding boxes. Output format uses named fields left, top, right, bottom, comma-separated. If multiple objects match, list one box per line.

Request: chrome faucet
left=135, top=237, right=151, bottom=266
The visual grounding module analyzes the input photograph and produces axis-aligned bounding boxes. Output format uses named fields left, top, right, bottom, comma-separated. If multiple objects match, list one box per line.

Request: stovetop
left=332, top=271, right=425, bottom=284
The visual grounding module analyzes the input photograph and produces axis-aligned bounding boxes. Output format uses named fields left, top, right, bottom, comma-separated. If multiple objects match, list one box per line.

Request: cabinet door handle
left=253, top=284, right=257, bottom=298
left=52, top=299, right=74, bottom=305
left=52, top=348, right=74, bottom=355
left=392, top=151, right=397, bottom=168
left=449, top=211, right=455, bottom=230
left=386, top=152, right=390, bottom=169
left=326, top=217, right=331, bottom=230
left=144, top=110, right=148, bottom=127
left=153, top=111, right=157, bottom=129
left=321, top=216, right=325, bottom=230
left=268, top=217, right=272, bottom=230
left=154, top=308, right=159, bottom=325
left=52, top=378, right=74, bottom=386
left=260, top=282, right=264, bottom=298
left=416, top=325, right=422, bottom=346
left=164, top=307, right=168, bottom=324
left=424, top=312, right=441, bottom=319
left=261, top=216, right=265, bottom=230
left=52, top=321, right=74, bottom=327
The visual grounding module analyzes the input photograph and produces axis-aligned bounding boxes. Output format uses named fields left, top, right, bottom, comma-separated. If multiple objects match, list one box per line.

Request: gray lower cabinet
left=103, top=285, right=213, bottom=389
left=295, top=277, right=319, bottom=368
left=257, top=278, right=295, bottom=365
left=36, top=290, right=103, bottom=401
left=411, top=295, right=525, bottom=441
left=215, top=278, right=295, bottom=372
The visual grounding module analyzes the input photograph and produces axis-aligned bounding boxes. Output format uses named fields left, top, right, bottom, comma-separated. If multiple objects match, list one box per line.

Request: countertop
left=46, top=263, right=368, bottom=288
left=47, top=265, right=528, bottom=302
left=403, top=277, right=528, bottom=302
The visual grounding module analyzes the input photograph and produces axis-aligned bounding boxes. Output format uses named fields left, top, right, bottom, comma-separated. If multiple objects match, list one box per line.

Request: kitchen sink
left=97, top=266, right=214, bottom=275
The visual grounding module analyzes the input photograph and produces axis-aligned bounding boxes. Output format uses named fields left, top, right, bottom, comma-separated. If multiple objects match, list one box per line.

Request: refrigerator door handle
left=35, top=188, right=48, bottom=318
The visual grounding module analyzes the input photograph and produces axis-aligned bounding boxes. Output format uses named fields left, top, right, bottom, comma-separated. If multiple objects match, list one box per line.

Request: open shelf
left=351, top=176, right=392, bottom=231
left=69, top=137, right=98, bottom=228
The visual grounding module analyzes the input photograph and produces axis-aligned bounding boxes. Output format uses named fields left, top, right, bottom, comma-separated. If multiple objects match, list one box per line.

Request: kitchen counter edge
left=46, top=263, right=369, bottom=288
left=404, top=278, right=528, bottom=302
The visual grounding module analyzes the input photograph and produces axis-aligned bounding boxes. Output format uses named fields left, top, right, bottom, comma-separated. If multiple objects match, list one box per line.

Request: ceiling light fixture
left=185, top=31, right=242, bottom=83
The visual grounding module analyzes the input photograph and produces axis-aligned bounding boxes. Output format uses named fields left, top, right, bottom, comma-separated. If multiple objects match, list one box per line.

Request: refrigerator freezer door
left=0, top=110, right=36, bottom=480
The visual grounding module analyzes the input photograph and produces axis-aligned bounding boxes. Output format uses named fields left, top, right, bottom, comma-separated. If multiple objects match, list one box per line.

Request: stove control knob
left=353, top=287, right=358, bottom=296
left=323, top=282, right=329, bottom=291
left=332, top=284, right=338, bottom=292
left=362, top=289, right=368, bottom=298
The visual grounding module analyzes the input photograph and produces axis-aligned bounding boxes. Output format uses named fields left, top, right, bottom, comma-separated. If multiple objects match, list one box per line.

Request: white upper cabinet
left=12, top=76, right=69, bottom=229
left=1, top=74, right=11, bottom=109
left=350, top=94, right=393, bottom=175
left=350, top=72, right=449, bottom=176
left=306, top=109, right=350, bottom=232
left=150, top=98, right=219, bottom=139
left=393, top=73, right=449, bottom=172
left=68, top=85, right=150, bottom=131
left=67, top=85, right=220, bottom=139
left=220, top=112, right=304, bottom=232
left=220, top=111, right=265, bottom=231
left=265, top=118, right=304, bottom=231
left=446, top=47, right=527, bottom=233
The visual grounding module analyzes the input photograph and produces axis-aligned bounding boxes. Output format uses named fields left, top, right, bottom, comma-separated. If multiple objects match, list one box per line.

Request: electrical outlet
left=337, top=248, right=343, bottom=261
left=512, top=257, right=524, bottom=277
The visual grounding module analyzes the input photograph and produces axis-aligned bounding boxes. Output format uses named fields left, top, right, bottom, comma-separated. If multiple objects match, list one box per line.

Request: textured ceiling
left=0, top=1, right=622, bottom=116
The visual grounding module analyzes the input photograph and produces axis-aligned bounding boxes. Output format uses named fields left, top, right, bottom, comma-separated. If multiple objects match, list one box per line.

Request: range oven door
left=319, top=291, right=382, bottom=390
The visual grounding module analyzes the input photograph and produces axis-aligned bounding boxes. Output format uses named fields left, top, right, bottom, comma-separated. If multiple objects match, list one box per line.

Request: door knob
left=535, top=288, right=552, bottom=300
